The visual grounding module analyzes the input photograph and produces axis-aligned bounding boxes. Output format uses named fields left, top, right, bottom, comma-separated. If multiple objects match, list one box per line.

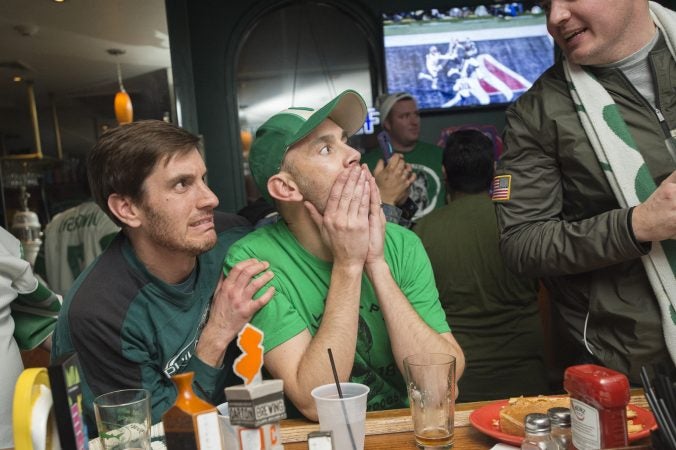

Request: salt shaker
left=548, top=407, right=573, bottom=449
left=521, top=413, right=558, bottom=450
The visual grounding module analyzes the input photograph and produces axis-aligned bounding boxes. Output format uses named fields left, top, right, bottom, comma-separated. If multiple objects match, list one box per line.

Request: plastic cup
left=94, top=389, right=151, bottom=450
left=404, top=353, right=456, bottom=449
left=311, top=382, right=370, bottom=450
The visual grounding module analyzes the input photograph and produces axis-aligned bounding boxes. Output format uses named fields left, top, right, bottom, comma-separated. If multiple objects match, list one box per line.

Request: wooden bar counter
left=280, top=391, right=653, bottom=449
left=88, top=390, right=653, bottom=449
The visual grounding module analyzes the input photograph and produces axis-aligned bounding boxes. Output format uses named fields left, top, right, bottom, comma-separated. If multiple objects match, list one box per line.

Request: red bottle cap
left=564, top=364, right=630, bottom=409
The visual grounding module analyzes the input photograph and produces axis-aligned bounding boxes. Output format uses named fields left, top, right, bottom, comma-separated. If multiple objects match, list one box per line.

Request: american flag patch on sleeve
left=491, top=175, right=511, bottom=201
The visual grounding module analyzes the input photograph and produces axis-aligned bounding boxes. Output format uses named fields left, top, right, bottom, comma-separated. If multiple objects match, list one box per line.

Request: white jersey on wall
left=44, top=201, right=119, bottom=295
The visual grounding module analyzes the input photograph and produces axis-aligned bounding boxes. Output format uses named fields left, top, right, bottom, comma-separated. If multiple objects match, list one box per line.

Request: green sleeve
left=385, top=224, right=450, bottom=333
left=224, top=242, right=306, bottom=353
left=185, top=355, right=227, bottom=403
left=12, top=279, right=61, bottom=350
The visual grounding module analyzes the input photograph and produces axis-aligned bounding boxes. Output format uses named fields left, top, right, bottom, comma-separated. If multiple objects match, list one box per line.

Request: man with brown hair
left=52, top=120, right=275, bottom=433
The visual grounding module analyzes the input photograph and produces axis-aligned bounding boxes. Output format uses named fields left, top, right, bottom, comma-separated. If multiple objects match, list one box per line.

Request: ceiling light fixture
left=107, top=48, right=133, bottom=125
left=13, top=76, right=22, bottom=82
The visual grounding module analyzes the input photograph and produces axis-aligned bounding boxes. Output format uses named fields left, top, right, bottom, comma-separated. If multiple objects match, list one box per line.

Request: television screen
left=382, top=3, right=554, bottom=111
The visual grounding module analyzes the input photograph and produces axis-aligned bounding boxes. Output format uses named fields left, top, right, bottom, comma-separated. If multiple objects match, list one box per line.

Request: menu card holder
left=48, top=352, right=88, bottom=450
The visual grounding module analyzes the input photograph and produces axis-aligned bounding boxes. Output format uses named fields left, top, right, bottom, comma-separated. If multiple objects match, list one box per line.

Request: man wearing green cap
left=224, top=90, right=465, bottom=420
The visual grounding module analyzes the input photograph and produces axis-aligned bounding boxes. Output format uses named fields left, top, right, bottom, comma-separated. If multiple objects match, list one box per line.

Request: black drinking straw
left=640, top=366, right=676, bottom=449
left=328, top=348, right=358, bottom=450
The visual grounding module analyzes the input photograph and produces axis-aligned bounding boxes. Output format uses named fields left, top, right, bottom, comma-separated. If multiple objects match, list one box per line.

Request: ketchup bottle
left=563, top=364, right=629, bottom=450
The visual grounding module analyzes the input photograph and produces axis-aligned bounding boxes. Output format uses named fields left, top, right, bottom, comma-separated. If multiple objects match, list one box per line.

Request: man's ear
left=267, top=172, right=304, bottom=202
left=108, top=193, right=142, bottom=228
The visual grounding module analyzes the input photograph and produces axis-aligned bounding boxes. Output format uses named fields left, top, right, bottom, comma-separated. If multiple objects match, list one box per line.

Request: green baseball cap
left=249, top=89, right=367, bottom=203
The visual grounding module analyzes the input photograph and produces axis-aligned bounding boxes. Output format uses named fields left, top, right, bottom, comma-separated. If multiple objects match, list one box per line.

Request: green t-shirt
left=224, top=221, right=450, bottom=412
left=362, top=140, right=446, bottom=220
left=415, top=194, right=547, bottom=401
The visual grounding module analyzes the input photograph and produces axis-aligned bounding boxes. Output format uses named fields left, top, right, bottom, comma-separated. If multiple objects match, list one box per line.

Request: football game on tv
left=382, top=2, right=554, bottom=111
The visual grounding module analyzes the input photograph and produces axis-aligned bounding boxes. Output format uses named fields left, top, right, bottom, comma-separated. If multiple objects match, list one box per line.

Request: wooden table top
left=86, top=391, right=653, bottom=450
left=280, top=391, right=653, bottom=450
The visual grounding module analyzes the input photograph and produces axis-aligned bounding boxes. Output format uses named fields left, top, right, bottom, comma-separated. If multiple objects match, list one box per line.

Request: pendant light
left=107, top=48, right=133, bottom=124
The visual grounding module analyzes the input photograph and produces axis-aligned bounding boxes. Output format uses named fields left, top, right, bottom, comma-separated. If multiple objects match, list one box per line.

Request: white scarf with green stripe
left=563, top=1, right=676, bottom=366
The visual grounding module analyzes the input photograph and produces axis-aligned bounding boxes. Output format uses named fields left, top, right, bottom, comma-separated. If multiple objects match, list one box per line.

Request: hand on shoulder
left=305, top=165, right=371, bottom=267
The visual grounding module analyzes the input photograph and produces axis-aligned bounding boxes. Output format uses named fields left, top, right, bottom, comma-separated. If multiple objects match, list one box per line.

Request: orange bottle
left=163, top=372, right=223, bottom=450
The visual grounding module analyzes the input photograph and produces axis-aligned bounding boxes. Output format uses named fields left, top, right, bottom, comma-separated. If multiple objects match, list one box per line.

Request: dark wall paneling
left=165, top=0, right=527, bottom=212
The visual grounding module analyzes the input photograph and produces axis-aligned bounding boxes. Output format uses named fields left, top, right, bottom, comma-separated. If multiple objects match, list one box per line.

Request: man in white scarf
left=494, top=0, right=676, bottom=383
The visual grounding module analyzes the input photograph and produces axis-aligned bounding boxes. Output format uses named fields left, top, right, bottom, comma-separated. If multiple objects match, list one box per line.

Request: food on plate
left=499, top=396, right=570, bottom=436
left=627, top=420, right=644, bottom=433
left=497, top=396, right=644, bottom=437
left=626, top=408, right=644, bottom=433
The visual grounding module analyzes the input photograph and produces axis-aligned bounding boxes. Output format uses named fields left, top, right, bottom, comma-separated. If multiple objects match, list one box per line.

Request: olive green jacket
left=495, top=35, right=676, bottom=383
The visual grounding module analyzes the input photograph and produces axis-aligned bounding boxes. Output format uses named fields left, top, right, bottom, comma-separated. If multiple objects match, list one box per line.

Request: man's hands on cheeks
left=276, top=165, right=374, bottom=418
left=365, top=172, right=386, bottom=268
left=196, top=259, right=275, bottom=367
left=373, top=154, right=416, bottom=205
left=305, top=165, right=371, bottom=268
left=632, top=170, right=676, bottom=242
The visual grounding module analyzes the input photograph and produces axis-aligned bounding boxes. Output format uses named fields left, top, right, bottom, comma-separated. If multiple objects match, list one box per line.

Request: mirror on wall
left=235, top=2, right=375, bottom=204
left=236, top=3, right=374, bottom=132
